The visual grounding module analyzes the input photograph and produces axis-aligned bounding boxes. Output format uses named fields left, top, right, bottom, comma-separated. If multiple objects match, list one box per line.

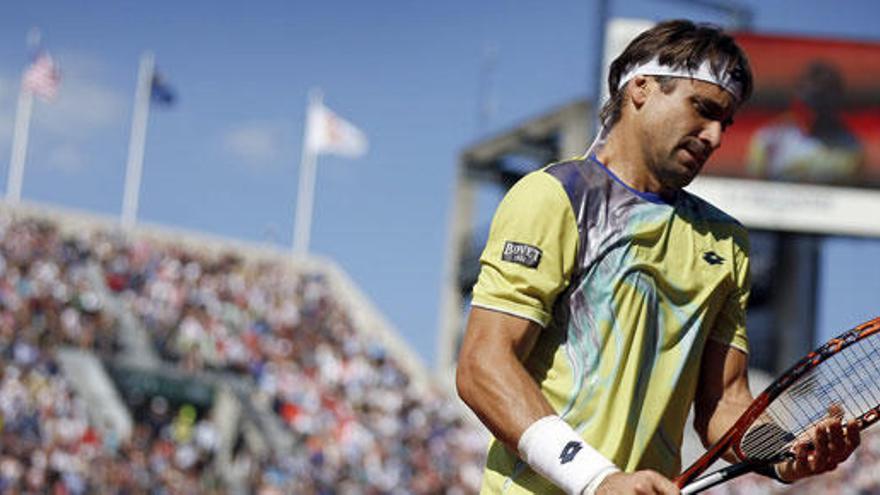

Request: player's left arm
left=693, top=338, right=752, bottom=463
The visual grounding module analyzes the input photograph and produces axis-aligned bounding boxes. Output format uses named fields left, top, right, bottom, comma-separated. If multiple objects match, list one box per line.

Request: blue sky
left=1, top=1, right=879, bottom=367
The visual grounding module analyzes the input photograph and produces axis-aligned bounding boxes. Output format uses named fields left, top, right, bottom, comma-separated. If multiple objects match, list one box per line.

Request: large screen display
left=706, top=33, right=880, bottom=187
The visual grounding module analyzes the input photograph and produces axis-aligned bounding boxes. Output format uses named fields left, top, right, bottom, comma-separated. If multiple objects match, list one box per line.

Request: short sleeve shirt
left=473, top=156, right=750, bottom=494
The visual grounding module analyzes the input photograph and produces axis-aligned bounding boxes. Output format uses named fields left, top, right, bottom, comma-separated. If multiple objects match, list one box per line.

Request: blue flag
left=150, top=70, right=175, bottom=106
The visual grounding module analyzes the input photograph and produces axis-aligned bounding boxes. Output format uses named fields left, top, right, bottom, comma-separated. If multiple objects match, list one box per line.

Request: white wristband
left=517, top=416, right=620, bottom=495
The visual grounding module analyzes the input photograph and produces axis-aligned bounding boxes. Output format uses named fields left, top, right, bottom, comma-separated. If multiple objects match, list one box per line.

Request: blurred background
left=1, top=1, right=879, bottom=493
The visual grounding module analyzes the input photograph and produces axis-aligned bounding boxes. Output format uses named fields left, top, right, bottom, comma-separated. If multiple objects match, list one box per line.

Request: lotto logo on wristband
left=559, top=441, right=583, bottom=464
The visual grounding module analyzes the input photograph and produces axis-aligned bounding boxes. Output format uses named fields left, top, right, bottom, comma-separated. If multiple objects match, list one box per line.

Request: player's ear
left=630, top=75, right=650, bottom=108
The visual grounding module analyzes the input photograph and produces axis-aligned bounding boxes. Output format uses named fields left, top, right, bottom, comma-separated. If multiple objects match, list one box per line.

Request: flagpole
left=292, top=88, right=323, bottom=255
left=121, top=51, right=155, bottom=231
left=8, top=27, right=50, bottom=206
left=6, top=86, right=34, bottom=205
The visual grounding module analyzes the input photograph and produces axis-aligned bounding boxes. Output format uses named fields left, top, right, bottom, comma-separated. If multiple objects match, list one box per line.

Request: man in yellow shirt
left=457, top=20, right=860, bottom=494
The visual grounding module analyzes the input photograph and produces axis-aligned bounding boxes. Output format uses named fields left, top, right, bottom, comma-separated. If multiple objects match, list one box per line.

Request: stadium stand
left=0, top=204, right=486, bottom=494
left=11, top=203, right=877, bottom=494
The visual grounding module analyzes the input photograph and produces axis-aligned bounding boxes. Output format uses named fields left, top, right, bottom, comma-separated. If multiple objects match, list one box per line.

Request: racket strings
left=740, top=335, right=880, bottom=461
left=841, top=339, right=880, bottom=417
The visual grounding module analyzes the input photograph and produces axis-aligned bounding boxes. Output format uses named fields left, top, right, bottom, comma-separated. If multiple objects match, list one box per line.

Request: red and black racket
left=677, top=315, right=880, bottom=494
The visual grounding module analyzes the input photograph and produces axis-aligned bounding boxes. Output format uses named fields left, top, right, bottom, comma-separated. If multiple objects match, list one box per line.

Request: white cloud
left=10, top=51, right=128, bottom=142
left=54, top=51, right=110, bottom=80
left=15, top=52, right=128, bottom=174
left=32, top=77, right=126, bottom=140
left=222, top=121, right=289, bottom=167
left=46, top=143, right=86, bottom=172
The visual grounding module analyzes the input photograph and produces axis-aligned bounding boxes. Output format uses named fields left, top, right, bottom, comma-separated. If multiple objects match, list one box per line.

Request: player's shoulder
left=524, top=156, right=607, bottom=208
left=504, top=158, right=588, bottom=206
left=678, top=189, right=736, bottom=222
left=543, top=156, right=606, bottom=189
left=504, top=156, right=617, bottom=217
left=678, top=189, right=749, bottom=244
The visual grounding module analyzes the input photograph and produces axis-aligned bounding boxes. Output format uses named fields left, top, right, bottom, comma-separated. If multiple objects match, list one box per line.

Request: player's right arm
left=456, top=307, right=679, bottom=495
left=456, top=306, right=554, bottom=451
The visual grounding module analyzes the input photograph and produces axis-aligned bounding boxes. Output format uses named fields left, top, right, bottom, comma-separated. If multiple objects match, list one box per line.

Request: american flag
left=22, top=52, right=61, bottom=101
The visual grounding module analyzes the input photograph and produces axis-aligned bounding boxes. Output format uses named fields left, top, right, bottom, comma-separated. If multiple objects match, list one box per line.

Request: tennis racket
left=677, top=315, right=880, bottom=494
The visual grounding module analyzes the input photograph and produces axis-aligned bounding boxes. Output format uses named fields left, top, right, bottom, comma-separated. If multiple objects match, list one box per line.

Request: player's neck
left=596, top=126, right=665, bottom=196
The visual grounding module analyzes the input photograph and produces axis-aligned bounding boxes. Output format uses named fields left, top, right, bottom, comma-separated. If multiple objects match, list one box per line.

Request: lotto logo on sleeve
left=502, top=241, right=542, bottom=268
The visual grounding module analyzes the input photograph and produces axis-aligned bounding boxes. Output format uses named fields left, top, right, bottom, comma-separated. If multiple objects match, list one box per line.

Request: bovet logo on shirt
left=502, top=241, right=542, bottom=269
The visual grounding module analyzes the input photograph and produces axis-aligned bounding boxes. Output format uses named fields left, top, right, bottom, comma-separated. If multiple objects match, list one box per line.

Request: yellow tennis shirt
left=471, top=156, right=750, bottom=494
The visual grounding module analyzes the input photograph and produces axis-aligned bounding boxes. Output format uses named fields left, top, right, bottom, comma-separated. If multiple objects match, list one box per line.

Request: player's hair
left=600, top=19, right=754, bottom=128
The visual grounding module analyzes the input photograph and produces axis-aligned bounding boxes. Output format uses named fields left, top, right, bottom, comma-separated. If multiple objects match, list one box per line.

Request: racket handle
left=680, top=462, right=757, bottom=494
left=681, top=471, right=727, bottom=494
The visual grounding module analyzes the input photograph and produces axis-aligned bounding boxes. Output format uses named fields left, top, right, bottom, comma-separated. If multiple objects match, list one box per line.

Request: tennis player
left=456, top=20, right=860, bottom=494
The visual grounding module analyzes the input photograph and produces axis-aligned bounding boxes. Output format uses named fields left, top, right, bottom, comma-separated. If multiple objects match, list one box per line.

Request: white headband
left=617, top=57, right=744, bottom=102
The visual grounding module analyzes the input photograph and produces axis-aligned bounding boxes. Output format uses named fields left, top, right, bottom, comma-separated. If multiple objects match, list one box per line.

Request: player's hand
left=594, top=470, right=680, bottom=494
left=776, top=404, right=861, bottom=482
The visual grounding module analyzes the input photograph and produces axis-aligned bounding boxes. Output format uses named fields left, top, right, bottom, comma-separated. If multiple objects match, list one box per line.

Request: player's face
left=640, top=78, right=737, bottom=190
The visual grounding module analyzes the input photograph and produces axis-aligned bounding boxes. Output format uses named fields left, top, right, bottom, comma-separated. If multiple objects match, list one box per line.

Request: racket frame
left=675, top=316, right=880, bottom=490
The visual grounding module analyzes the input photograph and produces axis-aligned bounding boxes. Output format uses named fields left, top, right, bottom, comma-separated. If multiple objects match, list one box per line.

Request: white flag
left=22, top=52, right=61, bottom=101
left=305, top=101, right=368, bottom=158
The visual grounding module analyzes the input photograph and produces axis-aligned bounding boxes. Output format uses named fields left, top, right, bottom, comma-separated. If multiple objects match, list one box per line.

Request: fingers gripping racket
left=677, top=316, right=880, bottom=494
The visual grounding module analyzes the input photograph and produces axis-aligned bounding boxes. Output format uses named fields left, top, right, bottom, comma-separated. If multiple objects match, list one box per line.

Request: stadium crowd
left=0, top=357, right=223, bottom=494
left=0, top=217, right=223, bottom=493
left=99, top=229, right=486, bottom=493
left=1, top=214, right=486, bottom=494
